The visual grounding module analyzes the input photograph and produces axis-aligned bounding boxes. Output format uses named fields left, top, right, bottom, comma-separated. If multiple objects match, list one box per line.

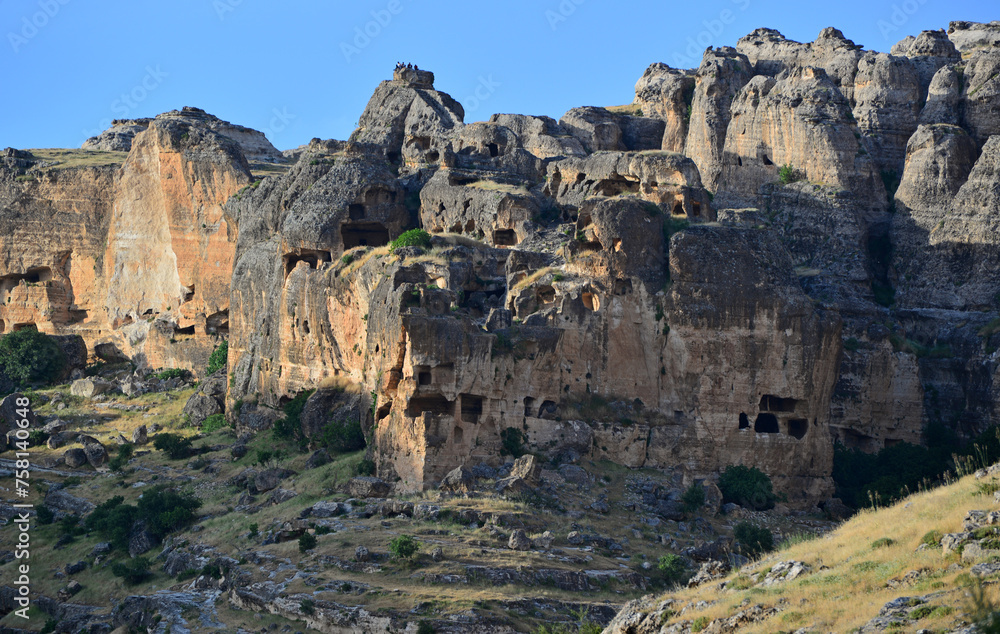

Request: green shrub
left=248, top=523, right=258, bottom=539
left=718, top=465, right=777, bottom=510
left=357, top=458, right=376, bottom=476
left=108, top=443, right=135, bottom=472
left=389, top=534, right=419, bottom=559
left=111, top=557, right=152, bottom=585
left=778, top=164, right=802, bottom=185
left=0, top=327, right=67, bottom=386
left=300, top=598, right=315, bottom=615
left=921, top=530, right=943, bottom=547
left=844, top=337, right=860, bottom=352
left=691, top=616, right=709, bottom=632
left=319, top=416, right=365, bottom=453
left=28, top=429, right=49, bottom=446
left=40, top=618, right=57, bottom=634
left=36, top=505, right=54, bottom=525
left=681, top=483, right=705, bottom=513
left=152, top=433, right=193, bottom=460
left=200, top=563, right=222, bottom=579
left=389, top=228, right=431, bottom=252
left=500, top=427, right=527, bottom=458
left=734, top=521, right=773, bottom=559
left=341, top=253, right=355, bottom=266
left=154, top=368, right=188, bottom=381
left=200, top=413, right=226, bottom=433
left=298, top=533, right=317, bottom=553
left=207, top=340, right=228, bottom=375
left=86, top=487, right=200, bottom=551
left=273, top=389, right=314, bottom=445
left=656, top=553, right=687, bottom=585
left=872, top=537, right=895, bottom=549
left=416, top=621, right=435, bottom=634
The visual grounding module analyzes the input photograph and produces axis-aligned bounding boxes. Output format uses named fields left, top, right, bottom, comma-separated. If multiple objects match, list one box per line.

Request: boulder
left=495, top=476, right=532, bottom=495
left=508, top=529, right=532, bottom=551
left=128, top=522, right=156, bottom=557
left=821, top=497, right=853, bottom=521
left=348, top=476, right=390, bottom=498
left=131, top=425, right=148, bottom=445
left=310, top=501, right=348, bottom=518
left=299, top=387, right=365, bottom=440
left=44, top=487, right=95, bottom=515
left=253, top=468, right=294, bottom=493
left=182, top=393, right=222, bottom=426
left=46, top=433, right=66, bottom=450
left=431, top=546, right=444, bottom=562
left=0, top=393, right=36, bottom=433
left=63, top=448, right=88, bottom=468
left=70, top=378, right=113, bottom=399
left=91, top=542, right=112, bottom=558
left=533, top=531, right=554, bottom=549
left=163, top=549, right=196, bottom=577
left=65, top=560, right=87, bottom=575
left=355, top=545, right=370, bottom=562
left=439, top=465, right=476, bottom=493
left=558, top=464, right=591, bottom=486
left=304, top=448, right=331, bottom=469
left=509, top=454, right=541, bottom=485
left=83, top=440, right=109, bottom=468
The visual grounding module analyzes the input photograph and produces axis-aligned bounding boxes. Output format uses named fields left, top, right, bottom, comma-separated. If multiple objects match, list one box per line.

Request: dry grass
left=468, top=180, right=529, bottom=195
left=27, top=148, right=127, bottom=170
left=605, top=104, right=644, bottom=116
left=658, top=472, right=1000, bottom=632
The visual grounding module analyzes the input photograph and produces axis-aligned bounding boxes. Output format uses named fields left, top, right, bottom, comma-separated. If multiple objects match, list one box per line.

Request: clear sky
left=1, top=0, right=994, bottom=151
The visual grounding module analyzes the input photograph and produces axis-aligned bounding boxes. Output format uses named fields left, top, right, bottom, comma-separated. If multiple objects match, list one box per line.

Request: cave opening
left=739, top=413, right=750, bottom=429
left=341, top=223, right=390, bottom=250
left=460, top=393, right=484, bottom=423
left=762, top=154, right=773, bottom=166
left=754, top=413, right=779, bottom=433
left=493, top=229, right=518, bottom=246
left=349, top=203, right=365, bottom=220
left=487, top=142, right=499, bottom=157
left=523, top=396, right=535, bottom=417
left=206, top=310, right=229, bottom=335
left=759, top=395, right=798, bottom=412
left=788, top=418, right=808, bottom=439
left=284, top=249, right=332, bottom=279
left=406, top=394, right=453, bottom=418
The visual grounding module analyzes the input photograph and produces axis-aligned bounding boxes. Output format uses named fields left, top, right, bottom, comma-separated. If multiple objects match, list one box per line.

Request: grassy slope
left=652, top=471, right=1000, bottom=633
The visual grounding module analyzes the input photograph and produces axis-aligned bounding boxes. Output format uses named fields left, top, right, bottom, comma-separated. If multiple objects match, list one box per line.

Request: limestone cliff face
left=8, top=21, right=1000, bottom=507
left=0, top=109, right=254, bottom=374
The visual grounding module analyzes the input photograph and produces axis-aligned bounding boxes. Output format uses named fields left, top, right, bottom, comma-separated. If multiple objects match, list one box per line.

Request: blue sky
left=1, top=0, right=994, bottom=151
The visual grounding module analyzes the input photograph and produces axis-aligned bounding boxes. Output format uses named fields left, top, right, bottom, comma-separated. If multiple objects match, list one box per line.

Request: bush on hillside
left=207, top=340, right=228, bottom=375
left=718, top=465, right=778, bottom=511
left=0, top=327, right=66, bottom=386
left=152, top=433, right=194, bottom=460
left=734, top=521, right=773, bottom=559
left=389, top=229, right=431, bottom=252
left=86, top=487, right=200, bottom=551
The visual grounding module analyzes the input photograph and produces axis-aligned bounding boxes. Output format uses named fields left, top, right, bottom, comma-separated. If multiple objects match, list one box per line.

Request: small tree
left=734, top=521, right=773, bottom=559
left=111, top=557, right=152, bottom=585
left=389, top=534, right=419, bottom=559
left=0, top=327, right=66, bottom=386
left=681, top=483, right=705, bottom=513
left=657, top=553, right=687, bottom=585
left=152, top=433, right=193, bottom=460
left=298, top=533, right=317, bottom=553
left=718, top=465, right=778, bottom=511
left=207, top=340, right=228, bottom=375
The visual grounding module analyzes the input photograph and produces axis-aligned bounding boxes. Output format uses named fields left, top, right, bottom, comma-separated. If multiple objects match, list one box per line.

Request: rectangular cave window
left=174, top=325, right=195, bottom=335
left=342, top=222, right=390, bottom=250
left=692, top=201, right=701, bottom=218
left=493, top=229, right=518, bottom=246
left=739, top=413, right=750, bottom=429
left=460, top=393, right=484, bottom=423
left=284, top=249, right=332, bottom=279
left=406, top=394, right=453, bottom=418
left=754, top=413, right=779, bottom=434
left=523, top=396, right=535, bottom=417
left=759, top=395, right=797, bottom=412
left=415, top=365, right=432, bottom=385
left=349, top=203, right=365, bottom=220
left=788, top=418, right=808, bottom=439
left=206, top=310, right=229, bottom=335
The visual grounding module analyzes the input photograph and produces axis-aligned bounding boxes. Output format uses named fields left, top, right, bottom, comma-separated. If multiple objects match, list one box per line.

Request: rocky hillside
left=0, top=17, right=999, bottom=633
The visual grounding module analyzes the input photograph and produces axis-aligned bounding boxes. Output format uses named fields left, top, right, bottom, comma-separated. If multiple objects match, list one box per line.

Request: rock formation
left=3, top=21, right=1000, bottom=507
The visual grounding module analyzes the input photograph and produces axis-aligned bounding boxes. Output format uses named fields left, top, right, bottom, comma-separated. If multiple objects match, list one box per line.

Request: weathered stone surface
left=63, top=448, right=88, bottom=468
left=439, top=465, right=476, bottom=493
left=489, top=114, right=586, bottom=159
left=634, top=64, right=695, bottom=152
left=254, top=468, right=294, bottom=493
left=0, top=393, right=35, bottom=433
left=83, top=440, right=108, bottom=468
left=131, top=425, right=148, bottom=445
left=559, top=107, right=665, bottom=153
left=348, top=477, right=390, bottom=498
left=508, top=529, right=531, bottom=551
left=71, top=378, right=113, bottom=398
left=509, top=454, right=541, bottom=485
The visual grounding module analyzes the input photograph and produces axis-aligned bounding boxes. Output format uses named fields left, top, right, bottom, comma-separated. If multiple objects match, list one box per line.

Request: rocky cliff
left=3, top=21, right=1000, bottom=506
